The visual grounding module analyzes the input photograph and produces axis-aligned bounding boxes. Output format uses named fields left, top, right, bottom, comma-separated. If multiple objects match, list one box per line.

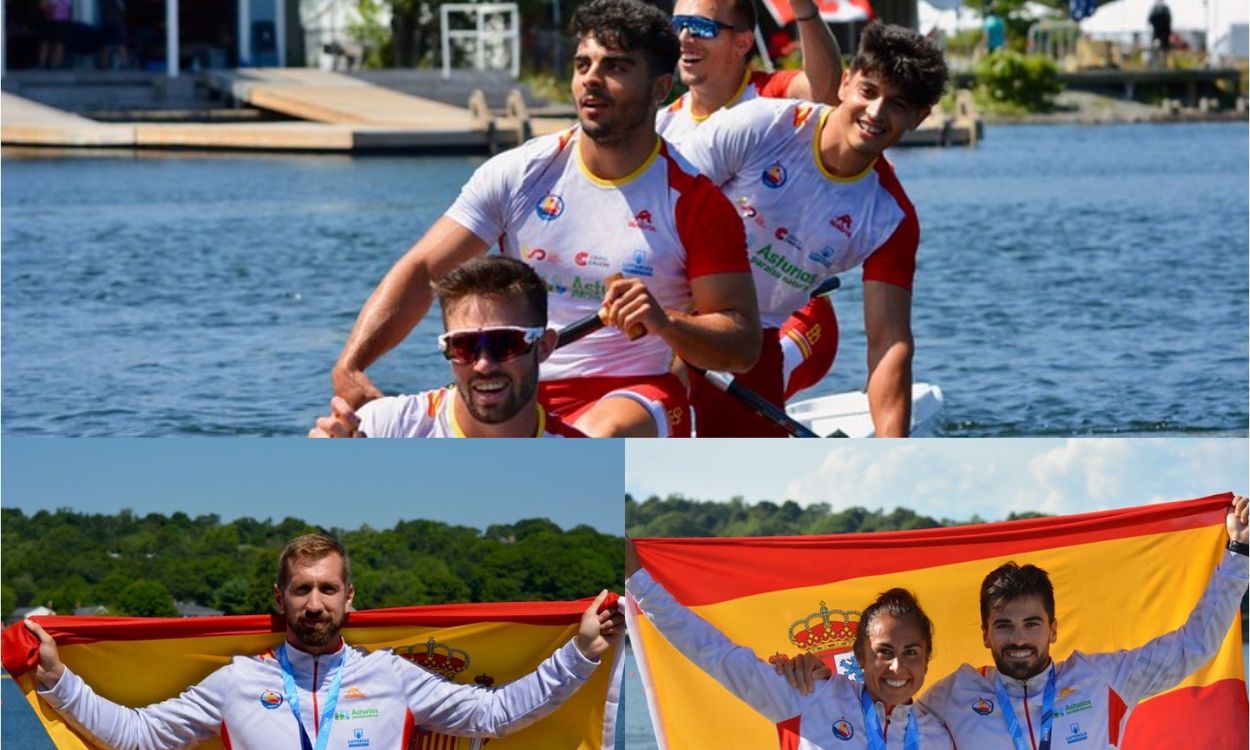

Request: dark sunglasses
left=438, top=326, right=546, bottom=365
left=671, top=14, right=740, bottom=39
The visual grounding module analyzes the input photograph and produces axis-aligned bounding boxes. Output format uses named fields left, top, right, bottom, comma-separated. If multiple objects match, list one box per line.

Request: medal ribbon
left=859, top=687, right=921, bottom=750
left=278, top=643, right=348, bottom=750
left=994, top=668, right=1055, bottom=750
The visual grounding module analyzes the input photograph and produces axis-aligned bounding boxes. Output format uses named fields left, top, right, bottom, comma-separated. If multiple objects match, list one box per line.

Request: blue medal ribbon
left=994, top=668, right=1055, bottom=750
left=277, top=643, right=348, bottom=750
left=859, top=687, right=921, bottom=750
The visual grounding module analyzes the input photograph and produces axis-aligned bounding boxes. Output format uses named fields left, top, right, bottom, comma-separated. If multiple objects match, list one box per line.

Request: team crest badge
left=972, top=698, right=994, bottom=715
left=535, top=193, right=565, bottom=221
left=259, top=690, right=283, bottom=709
left=832, top=719, right=855, bottom=740
left=761, top=163, right=787, bottom=188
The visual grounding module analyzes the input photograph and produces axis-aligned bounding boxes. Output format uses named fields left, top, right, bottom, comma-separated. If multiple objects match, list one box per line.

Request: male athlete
left=660, top=0, right=842, bottom=149
left=781, top=496, right=1250, bottom=746
left=310, top=257, right=584, bottom=437
left=679, top=23, right=947, bottom=435
left=331, top=0, right=760, bottom=438
left=25, top=533, right=623, bottom=749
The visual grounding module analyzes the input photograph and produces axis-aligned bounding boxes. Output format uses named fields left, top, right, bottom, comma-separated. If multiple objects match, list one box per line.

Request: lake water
left=3, top=122, right=1246, bottom=436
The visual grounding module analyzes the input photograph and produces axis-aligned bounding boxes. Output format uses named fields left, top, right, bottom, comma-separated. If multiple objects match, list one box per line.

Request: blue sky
left=627, top=438, right=1248, bottom=520
left=2, top=439, right=625, bottom=534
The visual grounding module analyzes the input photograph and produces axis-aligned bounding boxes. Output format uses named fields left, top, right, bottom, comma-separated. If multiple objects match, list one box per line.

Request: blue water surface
left=2, top=122, right=1246, bottom=436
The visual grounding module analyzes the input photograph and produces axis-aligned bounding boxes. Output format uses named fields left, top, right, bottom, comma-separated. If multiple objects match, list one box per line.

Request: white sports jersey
left=39, top=638, right=599, bottom=750
left=680, top=97, right=919, bottom=328
left=357, top=388, right=585, bottom=438
left=656, top=69, right=799, bottom=149
left=919, top=552, right=1248, bottom=748
left=446, top=128, right=748, bottom=380
left=626, top=570, right=955, bottom=749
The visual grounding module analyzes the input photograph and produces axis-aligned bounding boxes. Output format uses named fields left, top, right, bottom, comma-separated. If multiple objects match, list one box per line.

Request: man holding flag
left=22, top=533, right=624, bottom=750
left=781, top=495, right=1250, bottom=748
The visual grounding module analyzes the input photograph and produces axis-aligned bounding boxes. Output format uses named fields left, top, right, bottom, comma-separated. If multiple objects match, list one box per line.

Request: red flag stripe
left=1122, top=679, right=1249, bottom=749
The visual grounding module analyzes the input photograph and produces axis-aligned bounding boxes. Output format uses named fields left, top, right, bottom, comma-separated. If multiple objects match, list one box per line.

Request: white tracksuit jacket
left=627, top=569, right=955, bottom=749
left=38, top=638, right=599, bottom=750
left=919, top=551, right=1249, bottom=749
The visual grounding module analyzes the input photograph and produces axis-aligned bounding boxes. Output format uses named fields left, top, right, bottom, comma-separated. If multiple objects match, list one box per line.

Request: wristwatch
left=1228, top=539, right=1249, bottom=556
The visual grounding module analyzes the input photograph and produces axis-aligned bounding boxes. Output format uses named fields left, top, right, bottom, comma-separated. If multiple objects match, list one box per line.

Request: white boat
left=786, top=383, right=945, bottom=437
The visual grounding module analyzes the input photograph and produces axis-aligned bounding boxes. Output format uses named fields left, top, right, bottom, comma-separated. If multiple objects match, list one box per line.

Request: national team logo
left=535, top=193, right=565, bottom=221
left=830, top=214, right=853, bottom=237
left=793, top=104, right=815, bottom=129
left=667, top=407, right=685, bottom=427
left=628, top=210, right=656, bottom=231
left=621, top=249, right=654, bottom=277
left=762, top=163, right=787, bottom=188
left=809, top=246, right=836, bottom=268
left=831, top=719, right=855, bottom=741
left=972, top=698, right=994, bottom=716
left=259, top=690, right=283, bottom=709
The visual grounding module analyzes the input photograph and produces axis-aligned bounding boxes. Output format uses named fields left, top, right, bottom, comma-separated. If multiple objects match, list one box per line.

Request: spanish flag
left=2, top=596, right=622, bottom=750
left=627, top=493, right=1246, bottom=749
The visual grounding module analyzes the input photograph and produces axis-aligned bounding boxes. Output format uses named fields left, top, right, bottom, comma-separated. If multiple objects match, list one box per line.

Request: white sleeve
left=678, top=99, right=774, bottom=187
left=1083, top=551, right=1249, bottom=704
left=357, top=394, right=427, bottom=438
left=626, top=568, right=807, bottom=723
left=396, top=638, right=599, bottom=737
left=444, top=146, right=527, bottom=244
left=37, top=665, right=227, bottom=750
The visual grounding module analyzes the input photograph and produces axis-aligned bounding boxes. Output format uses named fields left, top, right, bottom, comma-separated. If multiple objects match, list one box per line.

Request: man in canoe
left=24, top=533, right=624, bottom=749
left=676, top=22, right=947, bottom=436
left=331, top=0, right=760, bottom=437
left=310, top=256, right=585, bottom=437
left=780, top=495, right=1250, bottom=745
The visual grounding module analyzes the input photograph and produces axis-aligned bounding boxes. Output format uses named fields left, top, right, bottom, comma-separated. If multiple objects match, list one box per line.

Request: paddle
left=554, top=276, right=841, bottom=438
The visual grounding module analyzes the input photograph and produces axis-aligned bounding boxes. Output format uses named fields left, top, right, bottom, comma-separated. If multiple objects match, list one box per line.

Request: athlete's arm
left=399, top=592, right=621, bottom=736
left=332, top=218, right=489, bottom=408
left=864, top=280, right=913, bottom=437
left=785, top=0, right=842, bottom=106
left=1086, top=496, right=1249, bottom=704
left=27, top=620, right=224, bottom=750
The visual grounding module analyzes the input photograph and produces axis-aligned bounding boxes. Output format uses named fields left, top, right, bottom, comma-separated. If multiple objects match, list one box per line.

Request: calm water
left=3, top=122, right=1247, bottom=436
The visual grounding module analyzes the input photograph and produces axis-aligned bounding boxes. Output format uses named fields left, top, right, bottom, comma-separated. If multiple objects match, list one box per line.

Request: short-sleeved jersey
left=446, top=128, right=748, bottom=380
left=357, top=388, right=585, bottom=438
left=657, top=69, right=800, bottom=148
left=680, top=97, right=918, bottom=328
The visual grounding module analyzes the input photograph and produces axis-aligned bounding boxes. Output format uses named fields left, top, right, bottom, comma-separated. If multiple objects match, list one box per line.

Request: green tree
left=117, top=580, right=177, bottom=617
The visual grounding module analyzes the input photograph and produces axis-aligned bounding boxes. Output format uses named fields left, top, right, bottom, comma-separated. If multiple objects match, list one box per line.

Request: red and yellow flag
left=628, top=493, right=1246, bottom=749
left=2, top=596, right=622, bottom=750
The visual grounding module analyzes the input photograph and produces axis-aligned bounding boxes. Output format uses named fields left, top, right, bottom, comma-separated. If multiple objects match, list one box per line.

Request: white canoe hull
left=786, top=383, right=945, bottom=438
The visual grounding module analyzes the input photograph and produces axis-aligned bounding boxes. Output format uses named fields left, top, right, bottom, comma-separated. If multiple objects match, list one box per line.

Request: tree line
left=1, top=508, right=622, bottom=620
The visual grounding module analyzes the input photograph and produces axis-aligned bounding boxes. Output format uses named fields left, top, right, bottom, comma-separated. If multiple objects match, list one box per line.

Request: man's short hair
left=979, top=561, right=1056, bottom=629
left=726, top=0, right=756, bottom=33
left=435, top=256, right=547, bottom=328
left=570, top=0, right=680, bottom=78
left=852, top=588, right=935, bottom=665
left=276, top=533, right=351, bottom=590
left=850, top=21, right=948, bottom=110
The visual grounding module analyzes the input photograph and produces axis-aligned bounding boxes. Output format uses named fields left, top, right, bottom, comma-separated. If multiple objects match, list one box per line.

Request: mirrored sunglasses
left=671, top=14, right=739, bottom=39
left=438, top=326, right=546, bottom=365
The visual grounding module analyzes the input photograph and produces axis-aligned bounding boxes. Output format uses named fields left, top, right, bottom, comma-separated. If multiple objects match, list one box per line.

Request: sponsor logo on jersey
left=569, top=276, right=607, bottom=301
left=971, top=698, right=994, bottom=716
left=342, top=686, right=369, bottom=701
left=259, top=690, right=283, bottom=709
left=736, top=196, right=757, bottom=219
left=621, top=249, right=654, bottom=277
left=535, top=193, right=565, bottom=221
left=347, top=728, right=371, bottom=748
left=752, top=245, right=818, bottom=290
left=809, top=245, right=836, bottom=268
left=574, top=251, right=611, bottom=268
left=668, top=407, right=685, bottom=427
left=1056, top=699, right=1093, bottom=717
left=762, top=163, right=787, bottom=188
left=628, top=210, right=656, bottom=231
left=830, top=214, right=853, bottom=237
left=774, top=226, right=803, bottom=250
left=832, top=719, right=855, bottom=740
left=335, top=708, right=381, bottom=721
left=793, top=104, right=815, bottom=129
left=1065, top=722, right=1088, bottom=744
left=525, top=247, right=561, bottom=263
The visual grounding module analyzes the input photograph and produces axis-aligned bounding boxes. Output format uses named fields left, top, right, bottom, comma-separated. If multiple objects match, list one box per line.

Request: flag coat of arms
left=626, top=493, right=1247, bottom=749
left=2, top=596, right=623, bottom=750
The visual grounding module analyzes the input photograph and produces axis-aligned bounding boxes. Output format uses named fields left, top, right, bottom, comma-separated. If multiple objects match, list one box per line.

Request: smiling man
left=25, top=534, right=623, bottom=750
left=677, top=22, right=947, bottom=436
left=330, top=0, right=759, bottom=438
left=311, top=257, right=585, bottom=438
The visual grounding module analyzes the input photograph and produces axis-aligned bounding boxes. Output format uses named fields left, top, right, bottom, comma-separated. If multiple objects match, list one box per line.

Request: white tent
left=1081, top=0, right=1206, bottom=36
left=918, top=0, right=983, bottom=35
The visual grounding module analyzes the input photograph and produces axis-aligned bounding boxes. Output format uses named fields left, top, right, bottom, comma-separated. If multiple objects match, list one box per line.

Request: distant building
left=175, top=601, right=224, bottom=617
left=73, top=605, right=111, bottom=616
left=7, top=605, right=56, bottom=625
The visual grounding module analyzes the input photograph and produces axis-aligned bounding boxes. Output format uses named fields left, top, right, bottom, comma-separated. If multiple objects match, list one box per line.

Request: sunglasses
left=671, top=14, right=740, bottom=39
left=438, top=326, right=546, bottom=365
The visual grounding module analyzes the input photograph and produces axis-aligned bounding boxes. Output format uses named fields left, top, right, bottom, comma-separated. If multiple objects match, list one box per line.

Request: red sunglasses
left=438, top=326, right=546, bottom=365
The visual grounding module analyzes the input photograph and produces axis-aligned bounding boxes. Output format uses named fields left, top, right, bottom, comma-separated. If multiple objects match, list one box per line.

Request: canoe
left=785, top=383, right=945, bottom=438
